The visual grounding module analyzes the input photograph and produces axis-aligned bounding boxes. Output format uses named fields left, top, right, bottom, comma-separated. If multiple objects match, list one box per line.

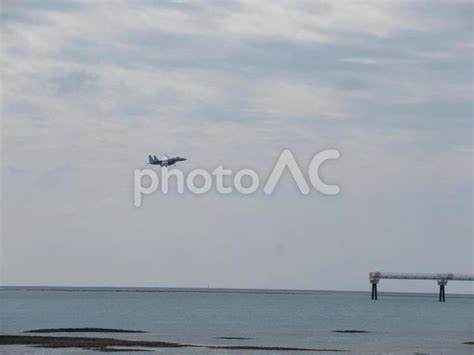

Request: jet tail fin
left=148, top=155, right=154, bottom=163
left=153, top=155, right=159, bottom=162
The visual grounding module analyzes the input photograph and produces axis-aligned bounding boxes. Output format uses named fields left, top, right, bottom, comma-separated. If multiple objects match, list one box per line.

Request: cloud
left=1, top=0, right=472, bottom=289
left=1, top=0, right=472, bottom=188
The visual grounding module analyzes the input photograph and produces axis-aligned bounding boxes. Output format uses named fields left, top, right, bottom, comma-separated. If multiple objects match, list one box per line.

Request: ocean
left=0, top=288, right=472, bottom=354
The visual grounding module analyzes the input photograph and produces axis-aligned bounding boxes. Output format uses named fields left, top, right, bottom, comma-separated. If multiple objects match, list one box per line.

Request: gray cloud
left=1, top=0, right=472, bottom=292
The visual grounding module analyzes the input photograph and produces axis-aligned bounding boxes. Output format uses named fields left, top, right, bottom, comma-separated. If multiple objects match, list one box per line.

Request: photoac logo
left=134, top=149, right=340, bottom=206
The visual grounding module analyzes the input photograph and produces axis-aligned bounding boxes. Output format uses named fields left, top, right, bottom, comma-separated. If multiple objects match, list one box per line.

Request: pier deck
left=369, top=272, right=474, bottom=302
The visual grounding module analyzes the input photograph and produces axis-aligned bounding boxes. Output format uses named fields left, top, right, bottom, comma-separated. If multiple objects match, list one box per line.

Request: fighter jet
left=148, top=155, right=187, bottom=167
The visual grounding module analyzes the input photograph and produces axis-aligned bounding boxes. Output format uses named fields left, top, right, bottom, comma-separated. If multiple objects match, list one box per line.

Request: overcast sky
left=1, top=0, right=472, bottom=293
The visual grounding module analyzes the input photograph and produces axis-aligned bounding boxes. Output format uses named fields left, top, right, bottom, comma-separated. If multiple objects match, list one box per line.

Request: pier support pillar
left=437, top=280, right=447, bottom=302
left=371, top=283, right=378, bottom=300
left=369, top=272, right=380, bottom=300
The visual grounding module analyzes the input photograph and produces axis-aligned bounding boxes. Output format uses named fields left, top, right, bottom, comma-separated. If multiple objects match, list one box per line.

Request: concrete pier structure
left=369, top=272, right=474, bottom=302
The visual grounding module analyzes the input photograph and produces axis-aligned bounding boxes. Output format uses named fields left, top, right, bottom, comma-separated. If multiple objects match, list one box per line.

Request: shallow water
left=0, top=288, right=473, bottom=354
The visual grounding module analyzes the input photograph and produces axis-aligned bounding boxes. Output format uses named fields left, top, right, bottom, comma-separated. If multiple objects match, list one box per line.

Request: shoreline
left=0, top=335, right=346, bottom=352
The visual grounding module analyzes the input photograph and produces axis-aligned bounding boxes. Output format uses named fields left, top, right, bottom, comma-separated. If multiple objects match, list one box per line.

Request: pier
left=369, top=272, right=474, bottom=302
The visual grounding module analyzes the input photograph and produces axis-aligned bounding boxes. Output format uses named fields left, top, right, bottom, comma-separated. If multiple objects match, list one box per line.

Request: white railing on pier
left=370, top=272, right=474, bottom=282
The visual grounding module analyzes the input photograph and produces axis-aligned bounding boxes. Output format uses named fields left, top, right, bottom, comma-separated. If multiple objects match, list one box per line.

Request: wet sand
left=0, top=335, right=345, bottom=352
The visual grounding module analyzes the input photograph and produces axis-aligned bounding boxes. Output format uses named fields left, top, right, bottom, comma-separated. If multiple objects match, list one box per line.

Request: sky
left=1, top=0, right=472, bottom=293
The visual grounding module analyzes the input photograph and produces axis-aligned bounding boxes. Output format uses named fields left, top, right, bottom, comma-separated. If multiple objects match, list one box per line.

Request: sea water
left=0, top=288, right=472, bottom=354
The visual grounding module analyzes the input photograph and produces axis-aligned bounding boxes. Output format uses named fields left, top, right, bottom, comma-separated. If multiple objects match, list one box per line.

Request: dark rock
left=25, top=328, right=146, bottom=334
left=332, top=330, right=370, bottom=334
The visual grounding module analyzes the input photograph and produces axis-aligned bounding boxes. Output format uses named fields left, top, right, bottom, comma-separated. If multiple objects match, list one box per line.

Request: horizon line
left=1, top=285, right=473, bottom=297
